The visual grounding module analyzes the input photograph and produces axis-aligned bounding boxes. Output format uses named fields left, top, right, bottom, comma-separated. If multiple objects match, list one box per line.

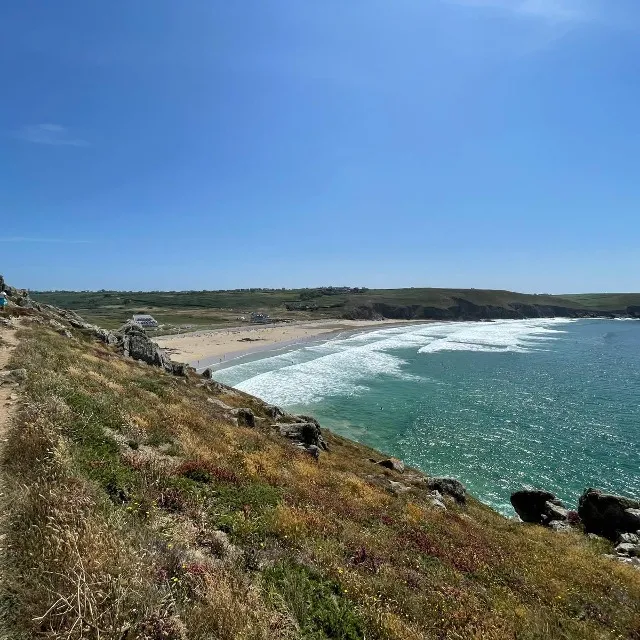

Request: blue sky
left=1, top=0, right=639, bottom=292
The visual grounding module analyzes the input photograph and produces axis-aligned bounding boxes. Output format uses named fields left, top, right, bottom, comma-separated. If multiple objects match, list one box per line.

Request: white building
left=132, top=314, right=159, bottom=329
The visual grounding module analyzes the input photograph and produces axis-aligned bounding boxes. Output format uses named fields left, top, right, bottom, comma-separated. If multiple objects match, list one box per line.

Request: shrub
left=263, top=561, right=365, bottom=640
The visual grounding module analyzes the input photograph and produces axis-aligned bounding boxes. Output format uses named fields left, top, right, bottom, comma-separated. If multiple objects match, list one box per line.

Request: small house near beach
left=132, top=314, right=159, bottom=329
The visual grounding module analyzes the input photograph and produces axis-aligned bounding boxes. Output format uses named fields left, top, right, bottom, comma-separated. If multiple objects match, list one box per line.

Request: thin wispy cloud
left=15, top=124, right=89, bottom=147
left=0, top=237, right=93, bottom=244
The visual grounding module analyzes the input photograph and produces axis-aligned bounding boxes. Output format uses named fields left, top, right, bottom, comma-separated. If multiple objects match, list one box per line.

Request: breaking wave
left=216, top=318, right=575, bottom=405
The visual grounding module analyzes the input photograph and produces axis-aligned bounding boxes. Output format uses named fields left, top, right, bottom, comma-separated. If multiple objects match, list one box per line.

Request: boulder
left=116, top=322, right=170, bottom=367
left=378, top=458, right=405, bottom=473
left=276, top=421, right=328, bottom=451
left=578, top=489, right=640, bottom=540
left=510, top=489, right=568, bottom=524
left=170, top=362, right=191, bottom=377
left=106, top=321, right=188, bottom=377
left=202, top=368, right=213, bottom=379
left=426, top=477, right=466, bottom=504
left=624, top=508, right=640, bottom=531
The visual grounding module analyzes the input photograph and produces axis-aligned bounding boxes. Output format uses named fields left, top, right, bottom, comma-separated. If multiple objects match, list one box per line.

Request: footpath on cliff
left=0, top=321, right=19, bottom=435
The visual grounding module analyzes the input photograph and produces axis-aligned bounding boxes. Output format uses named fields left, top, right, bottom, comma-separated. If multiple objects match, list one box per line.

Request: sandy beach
left=153, top=319, right=417, bottom=370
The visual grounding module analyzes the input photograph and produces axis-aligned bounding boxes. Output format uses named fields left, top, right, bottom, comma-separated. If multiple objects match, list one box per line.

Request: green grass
left=263, top=561, right=366, bottom=640
left=560, top=292, right=640, bottom=310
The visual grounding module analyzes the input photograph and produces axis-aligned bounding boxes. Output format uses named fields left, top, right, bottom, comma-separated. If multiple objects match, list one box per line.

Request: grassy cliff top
left=1, top=307, right=639, bottom=638
left=30, top=287, right=640, bottom=330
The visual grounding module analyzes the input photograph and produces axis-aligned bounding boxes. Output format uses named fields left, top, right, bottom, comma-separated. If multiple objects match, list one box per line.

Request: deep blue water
left=213, top=319, right=640, bottom=515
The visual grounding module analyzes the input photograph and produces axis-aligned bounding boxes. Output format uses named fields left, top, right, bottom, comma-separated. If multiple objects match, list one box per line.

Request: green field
left=30, top=287, right=640, bottom=331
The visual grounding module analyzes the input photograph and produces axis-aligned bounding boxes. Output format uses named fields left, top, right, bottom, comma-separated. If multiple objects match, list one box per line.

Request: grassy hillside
left=2, top=311, right=640, bottom=638
left=561, top=293, right=640, bottom=310
left=30, top=287, right=640, bottom=330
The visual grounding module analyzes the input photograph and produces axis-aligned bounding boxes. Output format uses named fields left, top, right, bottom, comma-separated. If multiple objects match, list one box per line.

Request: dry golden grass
left=1, top=321, right=639, bottom=639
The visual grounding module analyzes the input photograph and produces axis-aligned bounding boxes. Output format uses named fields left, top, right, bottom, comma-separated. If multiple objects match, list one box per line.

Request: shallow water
left=213, top=318, right=640, bottom=515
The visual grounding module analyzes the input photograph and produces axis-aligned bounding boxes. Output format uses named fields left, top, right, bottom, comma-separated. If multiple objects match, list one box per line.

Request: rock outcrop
left=425, top=477, right=466, bottom=504
left=578, top=489, right=640, bottom=540
left=233, top=408, right=256, bottom=428
left=113, top=321, right=172, bottom=368
left=378, top=458, right=405, bottom=473
left=510, top=489, right=569, bottom=525
left=274, top=420, right=329, bottom=451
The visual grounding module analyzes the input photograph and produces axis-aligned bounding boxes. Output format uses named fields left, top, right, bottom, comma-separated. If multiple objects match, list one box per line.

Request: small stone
left=306, top=445, right=321, bottom=460
left=618, top=532, right=640, bottom=545
left=430, top=498, right=447, bottom=510
left=389, top=481, right=412, bottom=496
left=0, top=368, right=27, bottom=384
left=615, top=542, right=640, bottom=557
left=548, top=520, right=572, bottom=532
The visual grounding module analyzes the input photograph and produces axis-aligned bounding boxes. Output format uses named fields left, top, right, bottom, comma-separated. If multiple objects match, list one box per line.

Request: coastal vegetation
left=1, top=300, right=639, bottom=638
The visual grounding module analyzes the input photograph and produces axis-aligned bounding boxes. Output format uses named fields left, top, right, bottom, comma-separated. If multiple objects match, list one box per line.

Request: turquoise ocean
left=213, top=319, right=640, bottom=515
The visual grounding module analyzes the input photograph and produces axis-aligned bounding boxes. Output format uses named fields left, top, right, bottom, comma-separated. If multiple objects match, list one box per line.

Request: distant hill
left=31, top=287, right=640, bottom=330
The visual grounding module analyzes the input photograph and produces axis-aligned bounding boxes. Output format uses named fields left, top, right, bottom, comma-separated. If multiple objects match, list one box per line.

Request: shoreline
left=153, top=319, right=429, bottom=372
left=154, top=315, right=630, bottom=374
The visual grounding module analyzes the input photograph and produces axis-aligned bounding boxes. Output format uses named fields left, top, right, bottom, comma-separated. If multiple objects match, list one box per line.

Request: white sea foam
left=221, top=318, right=576, bottom=406
left=416, top=319, right=572, bottom=354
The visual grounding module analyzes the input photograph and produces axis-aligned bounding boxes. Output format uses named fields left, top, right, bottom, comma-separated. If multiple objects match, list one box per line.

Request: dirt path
left=0, top=322, right=20, bottom=438
left=0, top=321, right=19, bottom=637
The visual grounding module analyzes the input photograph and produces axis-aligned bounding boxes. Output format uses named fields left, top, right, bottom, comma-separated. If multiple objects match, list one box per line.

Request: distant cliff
left=343, top=297, right=626, bottom=321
